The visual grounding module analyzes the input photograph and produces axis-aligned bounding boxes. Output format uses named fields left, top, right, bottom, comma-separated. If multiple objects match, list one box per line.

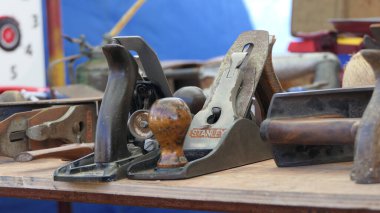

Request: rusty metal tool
left=54, top=36, right=172, bottom=182
left=0, top=104, right=97, bottom=161
left=0, top=97, right=100, bottom=121
left=254, top=49, right=380, bottom=184
left=125, top=31, right=273, bottom=180
left=261, top=49, right=380, bottom=168
left=260, top=87, right=373, bottom=167
left=183, top=31, right=272, bottom=160
left=272, top=52, right=341, bottom=91
left=0, top=109, right=42, bottom=158
left=26, top=105, right=96, bottom=148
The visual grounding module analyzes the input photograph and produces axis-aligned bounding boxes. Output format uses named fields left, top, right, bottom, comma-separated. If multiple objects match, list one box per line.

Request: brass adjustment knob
left=148, top=97, right=192, bottom=168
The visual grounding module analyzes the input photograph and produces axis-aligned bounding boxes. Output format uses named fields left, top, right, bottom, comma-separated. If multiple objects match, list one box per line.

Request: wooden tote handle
left=260, top=118, right=359, bottom=145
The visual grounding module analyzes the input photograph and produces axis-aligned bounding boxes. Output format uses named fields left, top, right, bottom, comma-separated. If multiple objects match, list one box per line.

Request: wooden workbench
left=0, top=157, right=379, bottom=212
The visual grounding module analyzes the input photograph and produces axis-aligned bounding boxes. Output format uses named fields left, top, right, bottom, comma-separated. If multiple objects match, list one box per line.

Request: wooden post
left=47, top=0, right=65, bottom=86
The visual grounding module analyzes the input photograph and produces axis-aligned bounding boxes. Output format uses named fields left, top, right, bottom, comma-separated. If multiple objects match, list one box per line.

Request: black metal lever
left=95, top=44, right=138, bottom=163
left=113, top=36, right=172, bottom=98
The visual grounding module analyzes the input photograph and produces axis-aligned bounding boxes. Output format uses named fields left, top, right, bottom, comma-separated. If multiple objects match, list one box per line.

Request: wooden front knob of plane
left=148, top=97, right=192, bottom=168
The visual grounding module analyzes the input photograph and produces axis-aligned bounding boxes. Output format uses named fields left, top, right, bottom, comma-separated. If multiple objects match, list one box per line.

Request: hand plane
left=125, top=30, right=275, bottom=180
left=260, top=87, right=372, bottom=167
left=0, top=98, right=99, bottom=161
left=54, top=36, right=172, bottom=182
left=259, top=49, right=380, bottom=167
left=260, top=49, right=380, bottom=185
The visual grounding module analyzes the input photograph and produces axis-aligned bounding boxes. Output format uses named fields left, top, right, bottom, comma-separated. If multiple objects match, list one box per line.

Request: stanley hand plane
left=125, top=30, right=276, bottom=180
left=55, top=31, right=281, bottom=181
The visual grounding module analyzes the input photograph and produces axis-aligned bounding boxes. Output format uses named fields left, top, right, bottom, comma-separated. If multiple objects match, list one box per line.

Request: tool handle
left=149, top=97, right=192, bottom=168
left=14, top=143, right=94, bottom=162
left=260, top=118, right=359, bottom=145
left=352, top=49, right=380, bottom=183
left=95, top=44, right=138, bottom=162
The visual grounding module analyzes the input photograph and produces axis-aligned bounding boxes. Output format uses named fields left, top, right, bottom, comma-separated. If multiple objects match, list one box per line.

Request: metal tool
left=27, top=105, right=96, bottom=146
left=0, top=97, right=100, bottom=121
left=0, top=99, right=99, bottom=161
left=259, top=49, right=380, bottom=184
left=273, top=52, right=341, bottom=91
left=54, top=37, right=171, bottom=182
left=125, top=31, right=273, bottom=180
left=49, top=0, right=146, bottom=89
left=260, top=87, right=373, bottom=167
left=127, top=109, right=152, bottom=141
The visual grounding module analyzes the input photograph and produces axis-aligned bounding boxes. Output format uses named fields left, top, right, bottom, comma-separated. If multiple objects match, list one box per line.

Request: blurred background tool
left=0, top=98, right=99, bottom=162
left=272, top=52, right=341, bottom=91
left=49, top=0, right=146, bottom=90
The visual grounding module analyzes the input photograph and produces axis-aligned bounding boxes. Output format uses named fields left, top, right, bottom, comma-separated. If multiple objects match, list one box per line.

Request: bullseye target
left=0, top=0, right=45, bottom=87
left=0, top=17, right=21, bottom=51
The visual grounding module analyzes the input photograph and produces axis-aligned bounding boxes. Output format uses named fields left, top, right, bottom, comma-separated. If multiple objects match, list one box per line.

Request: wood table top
left=0, top=157, right=378, bottom=212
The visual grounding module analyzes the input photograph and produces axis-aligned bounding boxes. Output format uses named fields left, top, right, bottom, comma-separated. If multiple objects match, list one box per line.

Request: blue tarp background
left=61, top=0, right=254, bottom=75
left=1, top=0, right=252, bottom=212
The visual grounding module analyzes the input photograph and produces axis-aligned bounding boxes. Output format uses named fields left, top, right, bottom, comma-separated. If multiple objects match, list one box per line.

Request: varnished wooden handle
left=148, top=97, right=192, bottom=168
left=260, top=118, right=360, bottom=145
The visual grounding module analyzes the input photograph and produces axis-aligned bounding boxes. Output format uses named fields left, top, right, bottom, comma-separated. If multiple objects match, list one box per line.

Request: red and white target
left=0, top=17, right=21, bottom=51
left=0, top=0, right=45, bottom=87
